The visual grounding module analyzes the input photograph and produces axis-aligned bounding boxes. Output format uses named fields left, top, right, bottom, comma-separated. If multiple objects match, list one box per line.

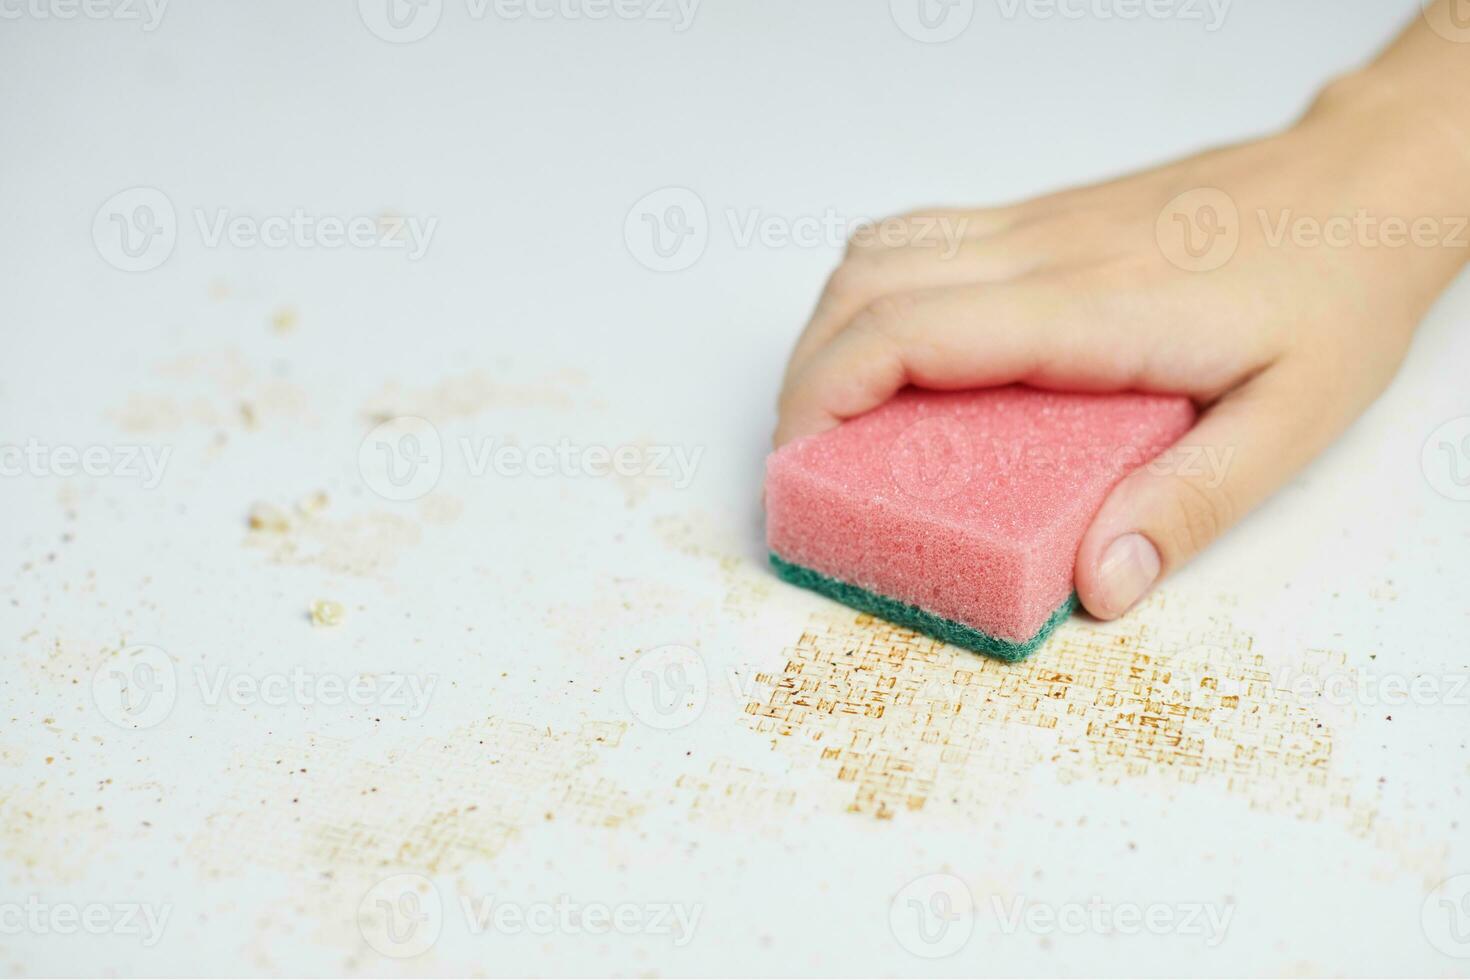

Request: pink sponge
left=765, top=385, right=1195, bottom=659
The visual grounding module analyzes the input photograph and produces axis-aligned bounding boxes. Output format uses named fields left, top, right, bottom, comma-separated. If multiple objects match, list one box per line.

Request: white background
left=2, top=0, right=1468, bottom=976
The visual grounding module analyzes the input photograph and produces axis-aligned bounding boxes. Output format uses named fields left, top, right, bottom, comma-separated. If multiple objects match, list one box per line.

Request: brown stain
left=359, top=368, right=587, bottom=424
left=653, top=514, right=772, bottom=619
left=740, top=604, right=1376, bottom=832
left=673, top=758, right=800, bottom=829
left=189, top=718, right=637, bottom=877
left=244, top=503, right=422, bottom=579
left=110, top=349, right=317, bottom=435
left=0, top=787, right=112, bottom=883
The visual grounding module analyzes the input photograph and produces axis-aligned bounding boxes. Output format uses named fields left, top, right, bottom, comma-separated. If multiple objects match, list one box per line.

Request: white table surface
left=3, top=0, right=1469, bottom=975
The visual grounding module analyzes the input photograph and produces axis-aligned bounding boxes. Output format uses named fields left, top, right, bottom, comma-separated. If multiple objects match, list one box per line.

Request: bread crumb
left=310, top=599, right=345, bottom=628
left=295, top=490, right=330, bottom=517
left=247, top=502, right=291, bottom=533
left=271, top=307, right=298, bottom=334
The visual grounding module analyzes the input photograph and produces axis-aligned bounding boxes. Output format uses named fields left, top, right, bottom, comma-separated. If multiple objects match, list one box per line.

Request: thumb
left=1074, top=366, right=1331, bottom=620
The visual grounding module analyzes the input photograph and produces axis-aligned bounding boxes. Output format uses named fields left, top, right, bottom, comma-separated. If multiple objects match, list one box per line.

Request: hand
left=774, top=62, right=1470, bottom=621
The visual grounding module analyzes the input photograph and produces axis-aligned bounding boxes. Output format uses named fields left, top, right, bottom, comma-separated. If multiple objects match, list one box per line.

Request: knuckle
left=821, top=261, right=868, bottom=304
left=846, top=215, right=903, bottom=253
left=852, top=292, right=918, bottom=342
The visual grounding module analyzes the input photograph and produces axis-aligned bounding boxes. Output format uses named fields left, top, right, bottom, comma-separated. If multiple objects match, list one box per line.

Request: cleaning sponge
left=765, top=385, right=1196, bottom=660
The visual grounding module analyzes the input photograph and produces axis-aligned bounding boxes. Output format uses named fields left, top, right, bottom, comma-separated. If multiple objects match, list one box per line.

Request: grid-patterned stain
left=743, top=605, right=1359, bottom=827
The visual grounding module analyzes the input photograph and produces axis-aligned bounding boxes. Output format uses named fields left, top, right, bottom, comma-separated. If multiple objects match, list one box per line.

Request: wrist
left=1298, top=66, right=1470, bottom=217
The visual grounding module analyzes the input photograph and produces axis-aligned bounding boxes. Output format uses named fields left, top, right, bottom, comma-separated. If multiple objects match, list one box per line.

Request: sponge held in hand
left=764, top=385, right=1195, bottom=660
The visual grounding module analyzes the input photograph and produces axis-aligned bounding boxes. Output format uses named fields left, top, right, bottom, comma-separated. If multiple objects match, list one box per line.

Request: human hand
left=774, top=65, right=1470, bottom=621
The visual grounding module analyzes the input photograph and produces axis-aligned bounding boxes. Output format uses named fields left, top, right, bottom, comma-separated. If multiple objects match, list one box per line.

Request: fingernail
left=1095, top=533, right=1161, bottom=618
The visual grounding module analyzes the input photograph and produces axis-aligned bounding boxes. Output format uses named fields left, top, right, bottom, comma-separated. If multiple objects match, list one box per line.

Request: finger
left=783, top=219, right=1030, bottom=385
left=784, top=246, right=1034, bottom=387
left=1073, top=365, right=1335, bottom=619
left=774, top=276, right=1215, bottom=447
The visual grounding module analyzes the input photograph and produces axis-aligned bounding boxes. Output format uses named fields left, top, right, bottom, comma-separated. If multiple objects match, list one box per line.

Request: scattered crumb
left=271, top=307, right=298, bottom=334
left=295, top=491, right=330, bottom=518
left=310, top=599, right=345, bottom=628
left=247, top=502, right=292, bottom=533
